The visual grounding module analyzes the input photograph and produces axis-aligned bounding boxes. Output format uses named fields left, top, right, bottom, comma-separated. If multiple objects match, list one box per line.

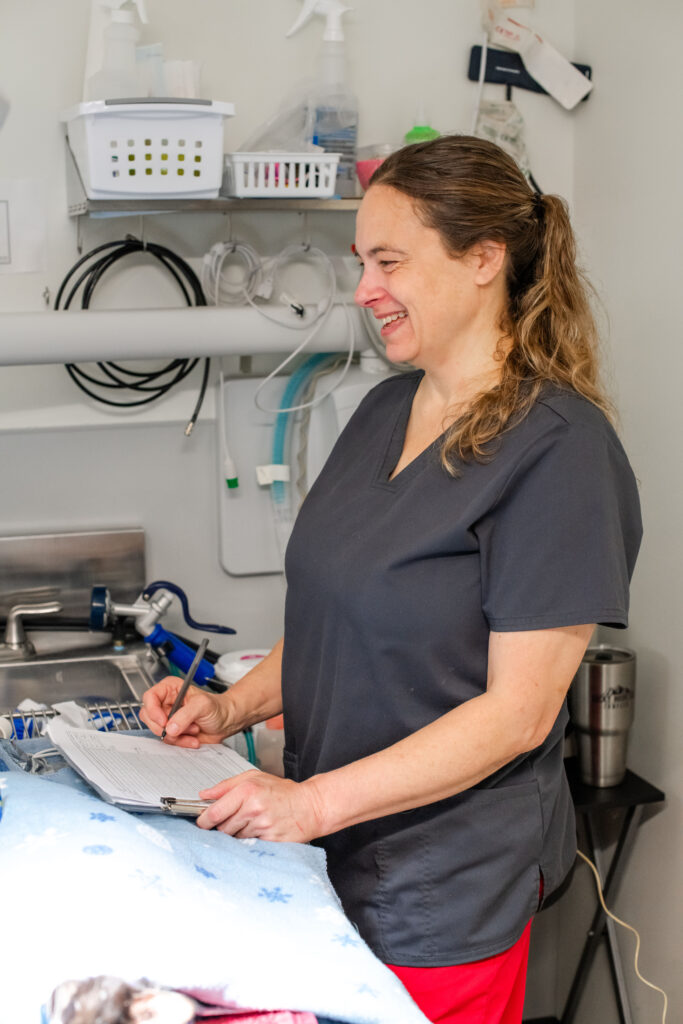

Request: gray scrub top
left=281, top=371, right=642, bottom=967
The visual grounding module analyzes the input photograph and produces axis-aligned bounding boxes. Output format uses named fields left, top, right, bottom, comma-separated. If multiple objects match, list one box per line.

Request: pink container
left=355, top=157, right=385, bottom=191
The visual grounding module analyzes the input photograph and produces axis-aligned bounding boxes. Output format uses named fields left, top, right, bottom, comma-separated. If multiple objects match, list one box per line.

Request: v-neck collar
left=374, top=372, right=445, bottom=488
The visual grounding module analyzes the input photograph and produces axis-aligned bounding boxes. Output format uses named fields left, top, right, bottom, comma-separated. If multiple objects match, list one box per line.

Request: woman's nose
left=354, top=268, right=383, bottom=308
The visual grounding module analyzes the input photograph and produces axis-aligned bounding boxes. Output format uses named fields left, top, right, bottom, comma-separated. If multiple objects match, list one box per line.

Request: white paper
left=484, top=9, right=593, bottom=110
left=47, top=718, right=255, bottom=809
left=0, top=178, right=47, bottom=274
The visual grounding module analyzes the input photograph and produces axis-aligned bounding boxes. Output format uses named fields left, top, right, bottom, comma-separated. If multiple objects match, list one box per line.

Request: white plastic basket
left=62, top=99, right=235, bottom=200
left=223, top=151, right=341, bottom=199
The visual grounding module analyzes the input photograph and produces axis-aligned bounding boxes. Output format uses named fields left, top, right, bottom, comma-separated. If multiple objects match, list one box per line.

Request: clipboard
left=45, top=718, right=257, bottom=813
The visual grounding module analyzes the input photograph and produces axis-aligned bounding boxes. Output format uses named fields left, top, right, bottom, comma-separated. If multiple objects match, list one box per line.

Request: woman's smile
left=379, top=310, right=408, bottom=333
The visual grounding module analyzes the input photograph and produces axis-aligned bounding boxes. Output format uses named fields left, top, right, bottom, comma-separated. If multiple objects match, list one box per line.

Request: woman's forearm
left=302, top=624, right=592, bottom=838
left=222, top=637, right=284, bottom=734
left=302, top=690, right=523, bottom=836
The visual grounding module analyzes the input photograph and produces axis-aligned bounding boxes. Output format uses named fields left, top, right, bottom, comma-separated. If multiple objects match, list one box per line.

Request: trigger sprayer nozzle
left=286, top=0, right=352, bottom=43
left=99, top=0, right=149, bottom=23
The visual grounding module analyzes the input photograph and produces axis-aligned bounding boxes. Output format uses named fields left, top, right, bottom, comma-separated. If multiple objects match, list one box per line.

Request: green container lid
left=404, top=124, right=440, bottom=144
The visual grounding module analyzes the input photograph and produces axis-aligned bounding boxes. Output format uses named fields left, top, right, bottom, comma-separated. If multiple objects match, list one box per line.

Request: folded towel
left=0, top=771, right=427, bottom=1024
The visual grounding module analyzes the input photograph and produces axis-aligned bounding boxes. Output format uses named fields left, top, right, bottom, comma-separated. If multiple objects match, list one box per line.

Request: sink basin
left=0, top=642, right=165, bottom=713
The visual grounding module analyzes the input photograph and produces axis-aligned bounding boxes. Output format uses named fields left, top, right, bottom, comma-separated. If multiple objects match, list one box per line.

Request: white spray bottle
left=287, top=0, right=358, bottom=197
left=85, top=0, right=149, bottom=102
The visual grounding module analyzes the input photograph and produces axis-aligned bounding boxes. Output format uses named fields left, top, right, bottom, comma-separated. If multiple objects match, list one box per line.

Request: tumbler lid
left=582, top=645, right=635, bottom=665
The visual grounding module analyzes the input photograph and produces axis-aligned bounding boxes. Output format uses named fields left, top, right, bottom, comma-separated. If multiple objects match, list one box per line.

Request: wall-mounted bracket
left=468, top=46, right=592, bottom=100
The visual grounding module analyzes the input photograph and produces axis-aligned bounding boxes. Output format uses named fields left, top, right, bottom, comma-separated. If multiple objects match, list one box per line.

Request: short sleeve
left=476, top=416, right=642, bottom=631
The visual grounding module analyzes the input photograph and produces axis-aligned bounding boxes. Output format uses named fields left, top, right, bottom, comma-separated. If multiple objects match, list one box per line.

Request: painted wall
left=0, top=1, right=631, bottom=1018
left=0, top=0, right=577, bottom=634
left=567, top=2, right=682, bottom=1022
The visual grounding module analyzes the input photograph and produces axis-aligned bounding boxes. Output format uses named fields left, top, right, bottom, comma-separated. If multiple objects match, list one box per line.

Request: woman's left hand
left=195, top=771, right=323, bottom=843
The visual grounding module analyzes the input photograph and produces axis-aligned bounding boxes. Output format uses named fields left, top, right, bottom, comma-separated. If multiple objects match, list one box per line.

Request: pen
left=160, top=637, right=210, bottom=740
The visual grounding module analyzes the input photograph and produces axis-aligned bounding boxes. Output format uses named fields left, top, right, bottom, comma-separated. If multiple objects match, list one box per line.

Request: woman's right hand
left=140, top=677, right=234, bottom=748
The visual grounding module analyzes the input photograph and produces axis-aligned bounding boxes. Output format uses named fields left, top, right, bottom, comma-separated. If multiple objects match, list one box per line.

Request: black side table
left=526, top=758, right=665, bottom=1024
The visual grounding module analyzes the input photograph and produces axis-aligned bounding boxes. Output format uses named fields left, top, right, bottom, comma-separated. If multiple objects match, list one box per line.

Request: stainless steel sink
left=0, top=637, right=165, bottom=714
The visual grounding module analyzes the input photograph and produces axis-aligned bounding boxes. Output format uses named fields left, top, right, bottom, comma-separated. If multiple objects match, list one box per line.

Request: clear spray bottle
left=85, top=0, right=149, bottom=101
left=287, top=0, right=358, bottom=197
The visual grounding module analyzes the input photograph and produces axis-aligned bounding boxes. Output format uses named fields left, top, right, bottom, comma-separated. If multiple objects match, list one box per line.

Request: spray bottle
left=287, top=0, right=358, bottom=197
left=85, top=0, right=149, bottom=101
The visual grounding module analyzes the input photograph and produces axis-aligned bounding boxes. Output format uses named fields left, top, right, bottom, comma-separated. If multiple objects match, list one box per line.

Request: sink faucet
left=0, top=601, right=62, bottom=659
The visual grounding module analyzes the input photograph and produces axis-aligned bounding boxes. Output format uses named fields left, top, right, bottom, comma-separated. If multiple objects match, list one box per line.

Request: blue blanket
left=0, top=759, right=427, bottom=1024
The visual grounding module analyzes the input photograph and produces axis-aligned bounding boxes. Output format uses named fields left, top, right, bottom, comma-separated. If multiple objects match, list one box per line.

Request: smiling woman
left=364, top=136, right=610, bottom=473
left=141, top=135, right=643, bottom=1024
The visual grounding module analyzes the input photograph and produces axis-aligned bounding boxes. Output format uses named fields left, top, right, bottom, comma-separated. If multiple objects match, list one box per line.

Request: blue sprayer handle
left=145, top=624, right=215, bottom=685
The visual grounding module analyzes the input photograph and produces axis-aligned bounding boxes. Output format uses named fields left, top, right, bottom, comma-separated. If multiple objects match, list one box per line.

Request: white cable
left=217, top=365, right=239, bottom=489
left=243, top=242, right=335, bottom=330
left=577, top=849, right=668, bottom=1024
left=254, top=300, right=356, bottom=415
left=471, top=31, right=489, bottom=135
left=252, top=243, right=353, bottom=414
left=204, top=238, right=355, bottom=415
left=202, top=241, right=263, bottom=307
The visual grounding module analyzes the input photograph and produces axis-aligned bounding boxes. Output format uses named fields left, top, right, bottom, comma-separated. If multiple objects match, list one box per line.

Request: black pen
left=160, top=637, right=210, bottom=740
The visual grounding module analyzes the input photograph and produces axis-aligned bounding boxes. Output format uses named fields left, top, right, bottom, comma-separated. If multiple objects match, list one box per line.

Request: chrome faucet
left=0, top=601, right=62, bottom=659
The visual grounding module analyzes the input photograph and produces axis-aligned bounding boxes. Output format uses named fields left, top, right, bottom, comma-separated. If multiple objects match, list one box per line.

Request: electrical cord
left=202, top=239, right=264, bottom=306
left=204, top=236, right=356, bottom=415
left=577, top=849, right=668, bottom=1023
left=250, top=245, right=355, bottom=414
left=253, top=299, right=355, bottom=415
left=54, top=238, right=210, bottom=435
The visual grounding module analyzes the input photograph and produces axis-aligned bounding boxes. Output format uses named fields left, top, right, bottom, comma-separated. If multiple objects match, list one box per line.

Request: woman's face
left=354, top=184, right=500, bottom=371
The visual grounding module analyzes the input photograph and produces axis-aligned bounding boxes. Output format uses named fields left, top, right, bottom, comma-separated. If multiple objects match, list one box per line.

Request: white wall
left=570, top=3, right=683, bottom=1022
left=0, top=1, right=620, bottom=1017
left=0, top=0, right=576, bottom=630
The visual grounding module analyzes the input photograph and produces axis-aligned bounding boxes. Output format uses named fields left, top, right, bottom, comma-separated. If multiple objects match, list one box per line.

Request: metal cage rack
left=6, top=699, right=145, bottom=740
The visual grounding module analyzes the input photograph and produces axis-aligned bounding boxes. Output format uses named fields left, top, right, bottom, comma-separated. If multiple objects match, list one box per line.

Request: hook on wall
left=300, top=210, right=311, bottom=252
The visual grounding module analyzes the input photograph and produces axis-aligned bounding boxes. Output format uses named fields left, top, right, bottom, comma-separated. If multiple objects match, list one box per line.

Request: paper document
left=47, top=718, right=256, bottom=812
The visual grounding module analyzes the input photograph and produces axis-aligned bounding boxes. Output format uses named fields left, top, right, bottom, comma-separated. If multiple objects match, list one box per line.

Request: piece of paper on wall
left=481, top=4, right=592, bottom=110
left=0, top=179, right=47, bottom=274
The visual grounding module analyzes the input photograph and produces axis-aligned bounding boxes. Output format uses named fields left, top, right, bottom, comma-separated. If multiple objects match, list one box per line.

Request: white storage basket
left=62, top=99, right=235, bottom=200
left=223, top=151, right=340, bottom=199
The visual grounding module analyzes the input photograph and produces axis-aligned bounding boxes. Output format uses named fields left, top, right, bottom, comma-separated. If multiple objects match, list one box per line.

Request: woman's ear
left=472, top=241, right=507, bottom=285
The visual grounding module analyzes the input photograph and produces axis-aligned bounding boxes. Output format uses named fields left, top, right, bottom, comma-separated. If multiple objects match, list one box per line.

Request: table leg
left=559, top=805, right=641, bottom=1024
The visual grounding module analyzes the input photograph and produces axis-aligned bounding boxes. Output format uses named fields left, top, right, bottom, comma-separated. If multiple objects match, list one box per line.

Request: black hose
left=54, top=237, right=210, bottom=432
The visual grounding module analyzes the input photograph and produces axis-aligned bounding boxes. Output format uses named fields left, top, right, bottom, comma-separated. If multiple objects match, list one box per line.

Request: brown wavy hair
left=370, top=135, right=613, bottom=473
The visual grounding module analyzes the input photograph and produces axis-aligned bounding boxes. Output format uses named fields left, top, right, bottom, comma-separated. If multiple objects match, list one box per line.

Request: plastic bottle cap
left=404, top=125, right=440, bottom=144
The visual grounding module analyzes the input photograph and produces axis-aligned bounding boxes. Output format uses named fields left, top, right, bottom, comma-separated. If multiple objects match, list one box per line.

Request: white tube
left=0, top=305, right=368, bottom=366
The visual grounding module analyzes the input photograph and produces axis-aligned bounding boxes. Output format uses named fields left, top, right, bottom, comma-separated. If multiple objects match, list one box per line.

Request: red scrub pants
left=387, top=917, right=533, bottom=1024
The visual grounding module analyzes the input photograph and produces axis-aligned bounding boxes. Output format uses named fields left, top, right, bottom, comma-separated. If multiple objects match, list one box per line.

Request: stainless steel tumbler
left=568, top=646, right=636, bottom=787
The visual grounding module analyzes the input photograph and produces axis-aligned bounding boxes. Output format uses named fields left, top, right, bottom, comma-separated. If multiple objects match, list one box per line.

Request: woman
left=142, top=136, right=642, bottom=1023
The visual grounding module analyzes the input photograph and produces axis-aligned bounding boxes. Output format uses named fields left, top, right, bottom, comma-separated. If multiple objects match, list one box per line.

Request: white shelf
left=65, top=140, right=362, bottom=216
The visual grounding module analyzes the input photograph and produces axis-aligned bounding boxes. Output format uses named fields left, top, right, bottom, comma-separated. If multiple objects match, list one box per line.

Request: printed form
left=47, top=718, right=255, bottom=811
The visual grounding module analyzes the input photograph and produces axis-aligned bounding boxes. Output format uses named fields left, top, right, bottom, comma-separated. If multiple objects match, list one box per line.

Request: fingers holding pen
left=141, top=678, right=233, bottom=747
left=140, top=679, right=201, bottom=745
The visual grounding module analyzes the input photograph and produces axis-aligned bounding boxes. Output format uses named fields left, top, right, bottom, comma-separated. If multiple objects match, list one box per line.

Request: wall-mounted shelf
left=69, top=196, right=362, bottom=217
left=65, top=141, right=362, bottom=217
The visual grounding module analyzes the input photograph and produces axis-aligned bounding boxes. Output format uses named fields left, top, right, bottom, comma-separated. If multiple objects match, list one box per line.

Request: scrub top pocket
left=374, top=781, right=543, bottom=966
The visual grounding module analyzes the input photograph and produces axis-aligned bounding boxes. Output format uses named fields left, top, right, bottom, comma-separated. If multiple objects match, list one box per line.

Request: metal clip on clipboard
left=160, top=797, right=214, bottom=817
